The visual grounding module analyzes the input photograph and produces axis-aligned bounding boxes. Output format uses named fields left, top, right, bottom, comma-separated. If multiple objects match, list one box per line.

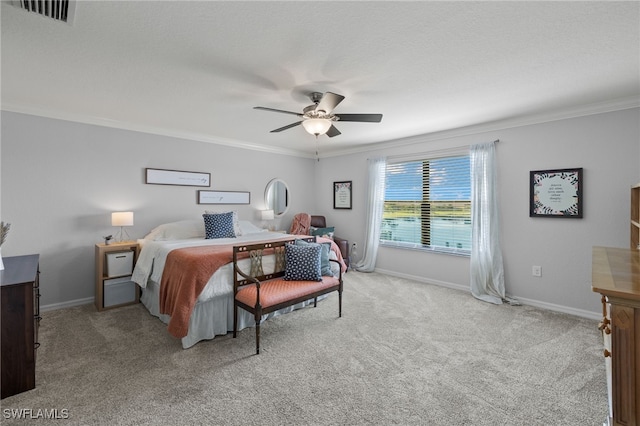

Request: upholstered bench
left=232, top=237, right=343, bottom=354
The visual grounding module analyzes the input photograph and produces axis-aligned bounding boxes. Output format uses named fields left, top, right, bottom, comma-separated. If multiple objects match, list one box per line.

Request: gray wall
left=1, top=112, right=316, bottom=308
left=3, top=108, right=638, bottom=317
left=314, top=108, right=640, bottom=318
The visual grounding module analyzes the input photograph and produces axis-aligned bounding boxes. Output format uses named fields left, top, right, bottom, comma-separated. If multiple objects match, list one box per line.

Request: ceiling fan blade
left=254, top=106, right=303, bottom=117
left=315, top=92, right=345, bottom=114
left=326, top=125, right=341, bottom=138
left=270, top=121, right=302, bottom=133
left=335, top=113, right=383, bottom=123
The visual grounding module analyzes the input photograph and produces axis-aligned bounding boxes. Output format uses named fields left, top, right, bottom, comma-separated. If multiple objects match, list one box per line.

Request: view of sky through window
left=384, top=157, right=470, bottom=201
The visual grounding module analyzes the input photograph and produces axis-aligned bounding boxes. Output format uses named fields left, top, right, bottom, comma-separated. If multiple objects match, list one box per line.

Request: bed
left=131, top=217, right=346, bottom=348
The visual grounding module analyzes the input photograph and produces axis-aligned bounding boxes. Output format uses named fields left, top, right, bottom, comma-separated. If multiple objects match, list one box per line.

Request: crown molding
left=0, top=103, right=315, bottom=159
left=319, top=96, right=640, bottom=158
left=3, top=96, right=637, bottom=160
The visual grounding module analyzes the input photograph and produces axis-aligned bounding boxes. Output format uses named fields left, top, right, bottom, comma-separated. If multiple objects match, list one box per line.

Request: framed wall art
left=145, top=168, right=210, bottom=187
left=197, top=190, right=250, bottom=205
left=530, top=168, right=583, bottom=218
left=333, top=181, right=352, bottom=209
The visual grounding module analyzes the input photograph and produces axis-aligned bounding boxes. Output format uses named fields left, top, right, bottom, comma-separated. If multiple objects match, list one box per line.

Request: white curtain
left=470, top=142, right=515, bottom=305
left=354, top=157, right=386, bottom=272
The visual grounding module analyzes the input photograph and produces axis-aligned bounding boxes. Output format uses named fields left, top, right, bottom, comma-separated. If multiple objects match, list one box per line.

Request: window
left=381, top=153, right=471, bottom=254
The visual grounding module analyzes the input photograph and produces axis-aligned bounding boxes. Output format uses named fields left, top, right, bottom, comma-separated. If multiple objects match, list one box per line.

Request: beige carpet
left=2, top=271, right=607, bottom=425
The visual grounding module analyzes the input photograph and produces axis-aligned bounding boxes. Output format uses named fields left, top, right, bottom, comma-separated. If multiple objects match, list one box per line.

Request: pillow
left=295, top=238, right=332, bottom=276
left=144, top=220, right=205, bottom=241
left=203, top=212, right=236, bottom=239
left=310, top=226, right=335, bottom=240
left=238, top=220, right=266, bottom=235
left=284, top=242, right=322, bottom=281
left=205, top=210, right=242, bottom=236
left=328, top=249, right=340, bottom=275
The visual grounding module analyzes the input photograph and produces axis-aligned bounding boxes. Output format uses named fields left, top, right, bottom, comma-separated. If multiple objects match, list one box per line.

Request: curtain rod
left=377, top=139, right=500, bottom=162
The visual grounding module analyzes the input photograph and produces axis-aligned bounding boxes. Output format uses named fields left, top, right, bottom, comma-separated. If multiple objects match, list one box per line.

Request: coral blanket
left=159, top=236, right=346, bottom=339
left=289, top=213, right=311, bottom=235
left=159, top=245, right=237, bottom=338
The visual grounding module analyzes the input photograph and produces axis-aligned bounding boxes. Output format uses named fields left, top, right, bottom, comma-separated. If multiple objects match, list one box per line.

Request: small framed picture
left=530, top=168, right=583, bottom=218
left=198, top=190, right=250, bottom=205
left=333, top=181, right=352, bottom=209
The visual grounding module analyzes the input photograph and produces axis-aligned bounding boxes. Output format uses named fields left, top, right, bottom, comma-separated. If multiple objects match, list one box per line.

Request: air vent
left=10, top=0, right=76, bottom=24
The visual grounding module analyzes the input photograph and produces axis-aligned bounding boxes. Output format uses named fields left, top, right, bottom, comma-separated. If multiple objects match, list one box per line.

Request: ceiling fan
left=254, top=92, right=383, bottom=137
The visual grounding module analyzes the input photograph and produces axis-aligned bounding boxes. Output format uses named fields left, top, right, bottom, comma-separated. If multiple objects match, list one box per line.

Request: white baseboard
left=43, top=271, right=602, bottom=322
left=375, top=268, right=469, bottom=292
left=511, top=296, right=601, bottom=321
left=374, top=268, right=601, bottom=321
left=41, top=297, right=93, bottom=312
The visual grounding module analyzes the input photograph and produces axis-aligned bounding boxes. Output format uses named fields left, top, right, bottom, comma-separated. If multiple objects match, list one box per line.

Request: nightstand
left=95, top=241, right=140, bottom=311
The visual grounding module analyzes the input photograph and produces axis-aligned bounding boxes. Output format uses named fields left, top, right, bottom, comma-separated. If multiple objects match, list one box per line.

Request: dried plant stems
left=0, top=222, right=10, bottom=246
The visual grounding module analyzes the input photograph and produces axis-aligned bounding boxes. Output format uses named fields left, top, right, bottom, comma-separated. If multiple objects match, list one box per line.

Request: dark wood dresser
left=1, top=254, right=40, bottom=399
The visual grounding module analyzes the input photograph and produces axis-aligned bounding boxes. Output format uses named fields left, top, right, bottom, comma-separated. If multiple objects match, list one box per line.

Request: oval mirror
left=265, top=178, right=289, bottom=217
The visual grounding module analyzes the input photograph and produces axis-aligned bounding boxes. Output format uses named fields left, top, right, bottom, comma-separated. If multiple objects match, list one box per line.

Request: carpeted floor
left=1, top=271, right=608, bottom=425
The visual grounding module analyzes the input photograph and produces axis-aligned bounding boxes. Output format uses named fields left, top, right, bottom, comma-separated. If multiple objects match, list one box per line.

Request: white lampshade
left=261, top=210, right=275, bottom=220
left=302, top=118, right=332, bottom=136
left=112, top=211, right=134, bottom=227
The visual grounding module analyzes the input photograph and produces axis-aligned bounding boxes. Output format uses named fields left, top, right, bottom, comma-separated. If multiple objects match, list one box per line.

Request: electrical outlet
left=532, top=265, right=542, bottom=277
left=352, top=242, right=357, bottom=249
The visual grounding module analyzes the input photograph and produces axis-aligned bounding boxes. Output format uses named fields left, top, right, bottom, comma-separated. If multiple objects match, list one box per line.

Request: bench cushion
left=235, top=276, right=339, bottom=309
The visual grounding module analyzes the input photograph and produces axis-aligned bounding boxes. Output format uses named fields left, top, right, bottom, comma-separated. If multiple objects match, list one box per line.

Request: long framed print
left=145, top=168, right=210, bottom=187
left=333, top=181, right=352, bottom=209
left=530, top=168, right=583, bottom=218
left=197, top=190, right=250, bottom=205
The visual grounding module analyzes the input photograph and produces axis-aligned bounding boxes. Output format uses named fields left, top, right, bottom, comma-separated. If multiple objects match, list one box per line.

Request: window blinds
left=382, top=154, right=471, bottom=252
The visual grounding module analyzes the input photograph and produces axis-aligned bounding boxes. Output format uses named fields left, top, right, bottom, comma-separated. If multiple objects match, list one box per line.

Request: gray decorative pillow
left=284, top=242, right=322, bottom=281
left=203, top=212, right=236, bottom=239
left=295, top=238, right=332, bottom=276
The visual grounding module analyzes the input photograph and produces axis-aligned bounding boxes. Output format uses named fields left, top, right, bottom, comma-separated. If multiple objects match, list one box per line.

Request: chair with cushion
left=310, top=215, right=350, bottom=268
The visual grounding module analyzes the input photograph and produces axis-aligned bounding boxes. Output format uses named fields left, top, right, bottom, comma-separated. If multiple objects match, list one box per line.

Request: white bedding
left=131, top=228, right=340, bottom=348
left=132, top=231, right=293, bottom=302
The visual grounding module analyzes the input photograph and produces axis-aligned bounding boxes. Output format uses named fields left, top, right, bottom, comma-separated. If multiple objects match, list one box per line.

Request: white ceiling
left=1, top=1, right=639, bottom=158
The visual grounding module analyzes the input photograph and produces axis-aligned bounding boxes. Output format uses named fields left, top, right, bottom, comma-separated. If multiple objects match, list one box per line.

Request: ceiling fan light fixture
left=254, top=91, right=382, bottom=138
left=302, top=118, right=331, bottom=136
